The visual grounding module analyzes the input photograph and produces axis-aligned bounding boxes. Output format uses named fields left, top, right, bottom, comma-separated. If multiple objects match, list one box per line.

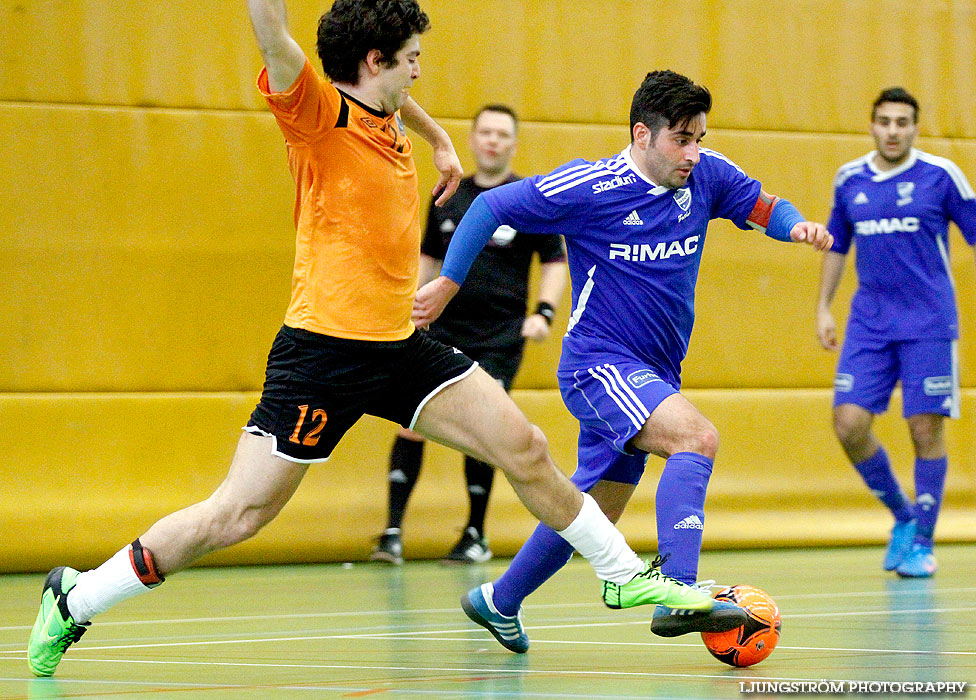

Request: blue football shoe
left=895, top=543, right=937, bottom=578
left=461, top=583, right=529, bottom=653
left=883, top=519, right=916, bottom=571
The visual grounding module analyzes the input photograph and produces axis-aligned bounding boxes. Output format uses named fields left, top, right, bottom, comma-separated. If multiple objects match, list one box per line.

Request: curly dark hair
left=872, top=86, right=919, bottom=123
left=317, top=0, right=430, bottom=84
left=630, top=70, right=712, bottom=139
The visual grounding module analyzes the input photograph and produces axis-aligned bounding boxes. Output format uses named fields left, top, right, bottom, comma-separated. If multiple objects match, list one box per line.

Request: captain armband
left=746, top=190, right=804, bottom=242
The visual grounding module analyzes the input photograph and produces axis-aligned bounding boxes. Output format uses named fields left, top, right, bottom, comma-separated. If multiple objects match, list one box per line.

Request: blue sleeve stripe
left=439, top=195, right=500, bottom=285
left=767, top=198, right=804, bottom=242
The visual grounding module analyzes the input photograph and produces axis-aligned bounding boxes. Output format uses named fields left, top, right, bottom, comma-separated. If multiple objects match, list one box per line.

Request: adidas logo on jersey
left=673, top=515, right=704, bottom=530
left=853, top=192, right=869, bottom=205
left=623, top=210, right=643, bottom=226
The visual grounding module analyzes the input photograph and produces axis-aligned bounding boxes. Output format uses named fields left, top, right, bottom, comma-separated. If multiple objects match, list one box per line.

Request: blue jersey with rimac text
left=481, top=147, right=762, bottom=384
left=828, top=149, right=976, bottom=340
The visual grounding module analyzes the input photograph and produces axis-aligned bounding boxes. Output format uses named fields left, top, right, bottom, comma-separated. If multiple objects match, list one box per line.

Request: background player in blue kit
left=816, top=87, right=976, bottom=578
left=372, top=104, right=567, bottom=565
left=414, top=70, right=833, bottom=651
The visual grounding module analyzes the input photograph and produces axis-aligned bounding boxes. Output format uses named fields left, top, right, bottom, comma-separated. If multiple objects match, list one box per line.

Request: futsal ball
left=700, top=585, right=781, bottom=667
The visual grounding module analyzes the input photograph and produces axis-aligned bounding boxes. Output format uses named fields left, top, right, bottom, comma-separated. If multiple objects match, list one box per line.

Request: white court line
left=3, top=586, right=974, bottom=633
left=0, top=605, right=467, bottom=632
left=2, top=607, right=975, bottom=658
left=3, top=660, right=958, bottom=688
left=0, top=677, right=660, bottom=700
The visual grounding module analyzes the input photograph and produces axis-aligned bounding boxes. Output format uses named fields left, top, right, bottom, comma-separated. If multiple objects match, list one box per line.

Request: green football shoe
left=603, top=558, right=715, bottom=611
left=28, top=567, right=90, bottom=677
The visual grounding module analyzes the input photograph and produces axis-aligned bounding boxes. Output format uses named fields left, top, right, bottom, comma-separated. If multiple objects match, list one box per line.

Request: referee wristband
left=534, top=302, right=555, bottom=326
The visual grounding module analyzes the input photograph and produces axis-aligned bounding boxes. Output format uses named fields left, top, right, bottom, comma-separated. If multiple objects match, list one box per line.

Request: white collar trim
left=867, top=148, right=918, bottom=182
left=620, top=147, right=670, bottom=195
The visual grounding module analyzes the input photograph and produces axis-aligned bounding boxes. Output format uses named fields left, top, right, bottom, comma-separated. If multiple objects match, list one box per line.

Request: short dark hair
left=317, top=0, right=430, bottom=84
left=473, top=104, right=519, bottom=131
left=872, top=86, right=919, bottom=123
left=630, top=70, right=712, bottom=139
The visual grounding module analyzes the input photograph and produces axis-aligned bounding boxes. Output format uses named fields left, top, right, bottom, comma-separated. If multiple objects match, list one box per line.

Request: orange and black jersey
left=258, top=59, right=420, bottom=341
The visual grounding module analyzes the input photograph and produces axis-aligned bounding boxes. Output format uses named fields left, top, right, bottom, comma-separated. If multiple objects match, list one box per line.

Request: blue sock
left=913, top=456, right=947, bottom=547
left=491, top=523, right=574, bottom=617
left=853, top=448, right=914, bottom=522
left=655, top=452, right=712, bottom=585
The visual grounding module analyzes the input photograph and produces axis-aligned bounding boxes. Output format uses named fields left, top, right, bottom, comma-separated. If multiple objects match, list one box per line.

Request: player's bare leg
left=140, top=433, right=309, bottom=573
left=29, top=433, right=308, bottom=676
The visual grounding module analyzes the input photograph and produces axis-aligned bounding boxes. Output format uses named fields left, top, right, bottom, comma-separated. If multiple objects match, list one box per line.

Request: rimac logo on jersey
left=923, top=376, right=952, bottom=396
left=673, top=187, right=691, bottom=211
left=609, top=236, right=700, bottom=262
left=854, top=217, right=919, bottom=236
left=627, top=369, right=661, bottom=388
left=592, top=174, right=637, bottom=194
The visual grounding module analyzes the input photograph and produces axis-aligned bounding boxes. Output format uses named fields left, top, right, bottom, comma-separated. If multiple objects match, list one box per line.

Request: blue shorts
left=558, top=355, right=679, bottom=489
left=834, top=336, right=959, bottom=418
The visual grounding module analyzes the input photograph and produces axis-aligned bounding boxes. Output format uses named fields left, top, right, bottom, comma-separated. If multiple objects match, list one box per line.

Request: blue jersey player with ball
left=414, top=70, right=833, bottom=651
left=816, top=87, right=976, bottom=579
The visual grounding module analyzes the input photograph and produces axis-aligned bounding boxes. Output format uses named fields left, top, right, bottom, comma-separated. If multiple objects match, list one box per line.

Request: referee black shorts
left=459, top=344, right=525, bottom=392
left=246, top=325, right=476, bottom=463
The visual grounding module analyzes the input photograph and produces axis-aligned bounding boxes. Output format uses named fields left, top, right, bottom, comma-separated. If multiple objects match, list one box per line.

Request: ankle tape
left=129, top=538, right=166, bottom=588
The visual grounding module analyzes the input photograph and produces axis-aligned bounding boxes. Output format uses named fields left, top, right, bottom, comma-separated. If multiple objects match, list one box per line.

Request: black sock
left=464, top=456, right=495, bottom=535
left=386, top=436, right=424, bottom=530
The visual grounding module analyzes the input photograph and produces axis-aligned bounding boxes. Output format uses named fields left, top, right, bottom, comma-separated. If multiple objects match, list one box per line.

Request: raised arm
left=816, top=250, right=847, bottom=351
left=400, top=97, right=462, bottom=206
left=246, top=0, right=306, bottom=92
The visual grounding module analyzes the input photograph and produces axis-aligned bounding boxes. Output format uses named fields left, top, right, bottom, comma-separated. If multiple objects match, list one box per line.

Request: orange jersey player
left=259, top=58, right=421, bottom=340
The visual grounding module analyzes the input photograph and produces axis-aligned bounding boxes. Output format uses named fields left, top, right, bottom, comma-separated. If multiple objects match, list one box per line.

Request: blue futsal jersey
left=828, top=149, right=976, bottom=341
left=480, top=147, right=762, bottom=384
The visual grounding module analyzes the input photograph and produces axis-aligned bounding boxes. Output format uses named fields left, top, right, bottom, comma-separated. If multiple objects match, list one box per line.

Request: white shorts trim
left=407, top=361, right=479, bottom=431
left=242, top=425, right=331, bottom=464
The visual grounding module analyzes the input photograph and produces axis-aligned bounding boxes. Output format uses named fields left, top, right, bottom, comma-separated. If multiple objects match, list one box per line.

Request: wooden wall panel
left=2, top=389, right=972, bottom=572
left=3, top=105, right=974, bottom=391
left=4, top=1, right=973, bottom=136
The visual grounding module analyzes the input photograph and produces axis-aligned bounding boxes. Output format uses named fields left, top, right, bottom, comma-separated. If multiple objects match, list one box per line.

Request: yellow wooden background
left=1, top=1, right=974, bottom=571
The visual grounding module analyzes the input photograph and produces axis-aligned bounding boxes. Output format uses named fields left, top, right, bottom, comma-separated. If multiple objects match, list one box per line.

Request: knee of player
left=907, top=417, right=945, bottom=454
left=833, top=411, right=867, bottom=446
left=211, top=501, right=276, bottom=546
left=693, top=424, right=719, bottom=460
left=504, top=423, right=551, bottom=477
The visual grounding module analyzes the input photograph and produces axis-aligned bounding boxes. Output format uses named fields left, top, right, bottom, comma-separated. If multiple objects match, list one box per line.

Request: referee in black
left=372, top=104, right=567, bottom=564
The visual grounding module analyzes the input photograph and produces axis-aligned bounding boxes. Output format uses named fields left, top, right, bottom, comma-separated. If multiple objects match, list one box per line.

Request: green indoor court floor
left=1, top=545, right=974, bottom=699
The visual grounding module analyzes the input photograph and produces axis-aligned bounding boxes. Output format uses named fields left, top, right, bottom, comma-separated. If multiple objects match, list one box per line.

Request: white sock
left=66, top=546, right=155, bottom=623
left=556, top=492, right=643, bottom=584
